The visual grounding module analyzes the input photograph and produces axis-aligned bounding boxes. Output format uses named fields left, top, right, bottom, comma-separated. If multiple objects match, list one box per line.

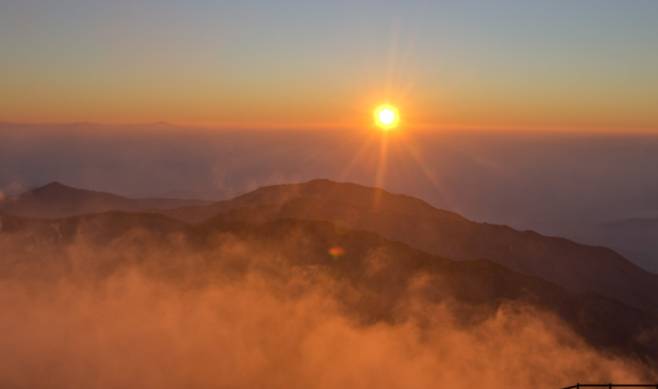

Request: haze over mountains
left=168, top=179, right=658, bottom=313
left=4, top=179, right=657, bottom=314
left=580, top=218, right=658, bottom=275
left=0, top=181, right=208, bottom=218
left=2, top=179, right=657, bottom=387
left=1, top=124, right=657, bottom=386
left=2, top=208, right=657, bottom=356
left=1, top=178, right=658, bottom=388
left=2, top=123, right=657, bottom=271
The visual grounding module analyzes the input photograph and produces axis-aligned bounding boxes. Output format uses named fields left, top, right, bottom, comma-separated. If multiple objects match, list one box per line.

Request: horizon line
left=1, top=119, right=658, bottom=135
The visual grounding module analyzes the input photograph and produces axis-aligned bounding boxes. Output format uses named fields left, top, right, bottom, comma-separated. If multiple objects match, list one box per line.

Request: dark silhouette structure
left=562, top=385, right=658, bottom=389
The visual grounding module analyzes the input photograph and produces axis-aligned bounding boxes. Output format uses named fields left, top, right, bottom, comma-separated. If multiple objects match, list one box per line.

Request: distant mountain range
left=2, top=179, right=657, bottom=362
left=0, top=181, right=209, bottom=219
left=160, top=179, right=658, bottom=314
left=2, top=180, right=657, bottom=314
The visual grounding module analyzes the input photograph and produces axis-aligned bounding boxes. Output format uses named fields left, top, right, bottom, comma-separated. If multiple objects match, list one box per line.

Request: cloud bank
left=0, top=226, right=652, bottom=389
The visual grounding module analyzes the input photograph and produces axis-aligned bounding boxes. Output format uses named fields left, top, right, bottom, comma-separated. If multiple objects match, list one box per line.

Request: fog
left=0, top=222, right=653, bottom=389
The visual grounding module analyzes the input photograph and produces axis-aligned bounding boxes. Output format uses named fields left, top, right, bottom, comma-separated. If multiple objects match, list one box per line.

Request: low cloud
left=0, top=226, right=653, bottom=389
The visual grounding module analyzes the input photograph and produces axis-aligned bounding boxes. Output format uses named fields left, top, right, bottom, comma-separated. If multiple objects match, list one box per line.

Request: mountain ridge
left=162, top=179, right=658, bottom=314
left=4, top=179, right=657, bottom=315
left=0, top=181, right=210, bottom=219
left=2, top=211, right=657, bottom=362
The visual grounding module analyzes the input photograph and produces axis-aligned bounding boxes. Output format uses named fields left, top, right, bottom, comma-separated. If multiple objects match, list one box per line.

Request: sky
left=1, top=0, right=658, bottom=131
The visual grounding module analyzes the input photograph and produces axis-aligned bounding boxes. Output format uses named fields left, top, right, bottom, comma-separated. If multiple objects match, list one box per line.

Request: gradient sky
left=2, top=0, right=658, bottom=131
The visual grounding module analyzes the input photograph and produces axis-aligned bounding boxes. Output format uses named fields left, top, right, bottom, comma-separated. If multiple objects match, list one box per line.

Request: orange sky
left=2, top=1, right=658, bottom=132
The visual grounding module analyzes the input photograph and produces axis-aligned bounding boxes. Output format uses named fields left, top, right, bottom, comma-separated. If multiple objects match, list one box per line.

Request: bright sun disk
left=374, top=104, right=400, bottom=131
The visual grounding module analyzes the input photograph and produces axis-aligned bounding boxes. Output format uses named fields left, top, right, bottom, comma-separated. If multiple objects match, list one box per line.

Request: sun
left=373, top=104, right=400, bottom=131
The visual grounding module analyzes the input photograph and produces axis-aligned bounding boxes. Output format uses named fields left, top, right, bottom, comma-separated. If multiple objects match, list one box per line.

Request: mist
left=0, top=221, right=653, bottom=389
left=3, top=123, right=658, bottom=270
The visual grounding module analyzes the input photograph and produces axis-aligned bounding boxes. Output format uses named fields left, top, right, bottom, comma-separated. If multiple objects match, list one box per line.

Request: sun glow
left=374, top=104, right=400, bottom=131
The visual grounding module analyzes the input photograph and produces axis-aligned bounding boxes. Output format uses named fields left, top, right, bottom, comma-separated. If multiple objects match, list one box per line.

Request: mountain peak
left=31, top=181, right=81, bottom=195
left=40, top=181, right=68, bottom=189
left=253, top=179, right=466, bottom=221
left=1, top=181, right=209, bottom=219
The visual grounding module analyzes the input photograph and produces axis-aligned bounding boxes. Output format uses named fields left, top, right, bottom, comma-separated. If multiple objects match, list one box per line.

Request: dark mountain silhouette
left=161, top=179, right=658, bottom=314
left=4, top=179, right=657, bottom=323
left=0, top=182, right=209, bottom=219
left=1, top=211, right=657, bottom=362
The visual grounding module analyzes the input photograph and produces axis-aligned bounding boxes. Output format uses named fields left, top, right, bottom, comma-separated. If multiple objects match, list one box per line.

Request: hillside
left=1, top=211, right=656, bottom=362
left=0, top=182, right=209, bottom=218
left=162, top=179, right=658, bottom=314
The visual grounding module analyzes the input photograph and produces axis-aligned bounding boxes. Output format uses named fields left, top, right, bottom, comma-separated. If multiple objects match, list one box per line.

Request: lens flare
left=328, top=246, right=345, bottom=258
left=374, top=104, right=400, bottom=130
